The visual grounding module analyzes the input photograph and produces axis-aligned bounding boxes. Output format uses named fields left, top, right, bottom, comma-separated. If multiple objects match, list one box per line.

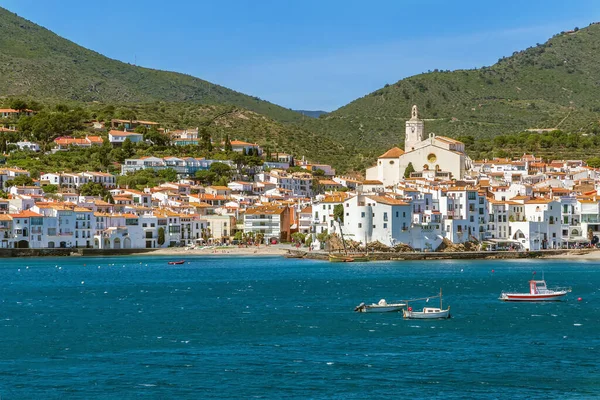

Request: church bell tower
left=404, top=105, right=424, bottom=152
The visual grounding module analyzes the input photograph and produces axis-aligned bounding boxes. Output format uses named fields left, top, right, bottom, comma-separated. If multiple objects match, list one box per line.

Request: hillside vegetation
left=0, top=7, right=301, bottom=123
left=3, top=4, right=600, bottom=172
left=307, top=23, right=600, bottom=166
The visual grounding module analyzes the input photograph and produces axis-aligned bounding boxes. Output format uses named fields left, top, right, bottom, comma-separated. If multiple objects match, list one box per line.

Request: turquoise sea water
left=0, top=256, right=599, bottom=399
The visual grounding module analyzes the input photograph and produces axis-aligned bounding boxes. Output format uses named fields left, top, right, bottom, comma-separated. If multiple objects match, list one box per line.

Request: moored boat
left=168, top=260, right=186, bottom=265
left=402, top=306, right=451, bottom=319
left=329, top=253, right=354, bottom=262
left=402, top=289, right=451, bottom=319
left=499, top=273, right=571, bottom=301
left=354, top=299, right=406, bottom=313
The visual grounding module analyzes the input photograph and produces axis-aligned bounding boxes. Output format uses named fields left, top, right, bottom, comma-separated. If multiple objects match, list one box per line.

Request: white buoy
left=81, top=281, right=85, bottom=285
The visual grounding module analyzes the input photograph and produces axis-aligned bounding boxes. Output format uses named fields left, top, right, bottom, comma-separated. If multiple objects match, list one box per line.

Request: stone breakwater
left=288, top=248, right=596, bottom=261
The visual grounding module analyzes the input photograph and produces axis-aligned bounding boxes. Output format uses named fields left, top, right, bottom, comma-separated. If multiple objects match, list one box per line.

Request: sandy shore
left=145, top=245, right=290, bottom=257
left=541, top=249, right=600, bottom=260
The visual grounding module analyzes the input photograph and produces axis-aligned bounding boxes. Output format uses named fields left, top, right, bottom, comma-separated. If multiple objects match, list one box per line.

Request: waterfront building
left=244, top=205, right=291, bottom=243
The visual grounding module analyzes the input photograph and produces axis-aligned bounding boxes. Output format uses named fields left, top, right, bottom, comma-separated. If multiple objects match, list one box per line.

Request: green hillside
left=0, top=7, right=301, bottom=123
left=307, top=23, right=600, bottom=166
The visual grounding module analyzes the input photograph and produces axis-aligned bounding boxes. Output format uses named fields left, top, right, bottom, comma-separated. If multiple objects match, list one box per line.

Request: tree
left=587, top=157, right=600, bottom=168
left=255, top=232, right=265, bottom=245
left=158, top=227, right=165, bottom=246
left=291, top=232, right=306, bottom=245
left=209, top=162, right=231, bottom=176
left=144, top=126, right=170, bottom=146
left=224, top=134, right=233, bottom=152
left=311, top=168, right=325, bottom=177
left=122, top=138, right=135, bottom=158
left=42, top=184, right=59, bottom=194
left=134, top=125, right=148, bottom=135
left=119, top=109, right=137, bottom=122
left=9, top=99, right=28, bottom=112
left=305, top=234, right=313, bottom=248
left=195, top=170, right=217, bottom=185
left=157, top=168, right=178, bottom=183
left=200, top=127, right=213, bottom=152
left=79, top=182, right=108, bottom=197
left=316, top=231, right=330, bottom=248
left=5, top=174, right=34, bottom=187
left=333, top=204, right=344, bottom=223
left=404, top=162, right=415, bottom=178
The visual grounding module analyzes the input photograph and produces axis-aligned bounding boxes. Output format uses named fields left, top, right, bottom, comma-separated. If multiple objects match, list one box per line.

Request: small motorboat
left=402, top=289, right=451, bottom=319
left=167, top=260, right=186, bottom=265
left=354, top=299, right=406, bottom=313
left=499, top=272, right=571, bottom=301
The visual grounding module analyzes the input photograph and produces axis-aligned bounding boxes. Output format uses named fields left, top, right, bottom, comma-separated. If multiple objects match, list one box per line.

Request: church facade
left=365, top=105, right=470, bottom=186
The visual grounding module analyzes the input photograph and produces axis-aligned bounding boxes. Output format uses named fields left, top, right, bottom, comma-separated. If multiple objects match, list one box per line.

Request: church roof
left=435, top=136, right=463, bottom=145
left=379, top=147, right=404, bottom=158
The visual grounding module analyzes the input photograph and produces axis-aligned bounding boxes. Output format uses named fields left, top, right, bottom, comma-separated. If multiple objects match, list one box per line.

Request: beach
left=145, top=244, right=290, bottom=257
left=541, top=248, right=600, bottom=260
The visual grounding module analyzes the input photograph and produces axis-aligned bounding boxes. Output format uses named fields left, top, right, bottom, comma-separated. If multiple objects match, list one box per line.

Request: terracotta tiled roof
left=379, top=147, right=404, bottom=158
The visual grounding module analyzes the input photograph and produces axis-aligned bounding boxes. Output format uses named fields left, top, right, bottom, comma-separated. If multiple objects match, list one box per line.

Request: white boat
left=499, top=273, right=571, bottom=302
left=403, top=306, right=451, bottom=319
left=354, top=299, right=406, bottom=313
left=402, top=289, right=451, bottom=319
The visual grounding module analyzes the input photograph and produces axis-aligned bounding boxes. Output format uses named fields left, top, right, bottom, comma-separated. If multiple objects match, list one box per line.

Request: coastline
left=144, top=246, right=288, bottom=257
left=0, top=246, right=599, bottom=261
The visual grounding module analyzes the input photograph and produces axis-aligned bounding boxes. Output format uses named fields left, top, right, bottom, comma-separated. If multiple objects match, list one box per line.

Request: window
left=361, top=212, right=365, bottom=218
left=358, top=223, right=362, bottom=228
left=383, top=212, right=388, bottom=222
left=396, top=212, right=399, bottom=218
left=383, top=223, right=387, bottom=229
left=373, top=225, right=376, bottom=229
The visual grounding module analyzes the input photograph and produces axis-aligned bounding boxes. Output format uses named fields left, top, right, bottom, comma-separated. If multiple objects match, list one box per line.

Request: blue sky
left=2, top=0, right=600, bottom=111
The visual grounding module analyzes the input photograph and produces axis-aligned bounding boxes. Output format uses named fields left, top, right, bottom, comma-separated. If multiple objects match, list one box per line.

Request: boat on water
left=402, top=289, right=451, bottom=319
left=167, top=260, right=186, bottom=265
left=354, top=299, right=406, bottom=313
left=499, top=272, right=571, bottom=301
left=329, top=253, right=355, bottom=262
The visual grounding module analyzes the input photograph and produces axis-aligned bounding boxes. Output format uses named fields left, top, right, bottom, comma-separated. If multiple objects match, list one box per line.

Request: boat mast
left=337, top=218, right=348, bottom=255
left=440, top=288, right=443, bottom=309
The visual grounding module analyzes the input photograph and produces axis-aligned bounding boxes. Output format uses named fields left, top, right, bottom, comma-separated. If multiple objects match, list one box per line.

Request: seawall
left=0, top=248, right=157, bottom=258
left=289, top=249, right=594, bottom=261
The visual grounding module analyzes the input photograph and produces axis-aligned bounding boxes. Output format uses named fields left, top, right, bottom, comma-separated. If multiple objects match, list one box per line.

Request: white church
left=366, top=105, right=471, bottom=186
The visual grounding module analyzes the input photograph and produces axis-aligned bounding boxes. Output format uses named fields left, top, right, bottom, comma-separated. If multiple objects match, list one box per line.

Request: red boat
left=168, top=260, right=186, bottom=265
left=499, top=273, right=571, bottom=301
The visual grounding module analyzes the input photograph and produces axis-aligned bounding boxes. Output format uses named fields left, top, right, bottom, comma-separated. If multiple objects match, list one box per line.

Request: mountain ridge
left=0, top=7, right=302, bottom=123
left=305, top=22, right=600, bottom=165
